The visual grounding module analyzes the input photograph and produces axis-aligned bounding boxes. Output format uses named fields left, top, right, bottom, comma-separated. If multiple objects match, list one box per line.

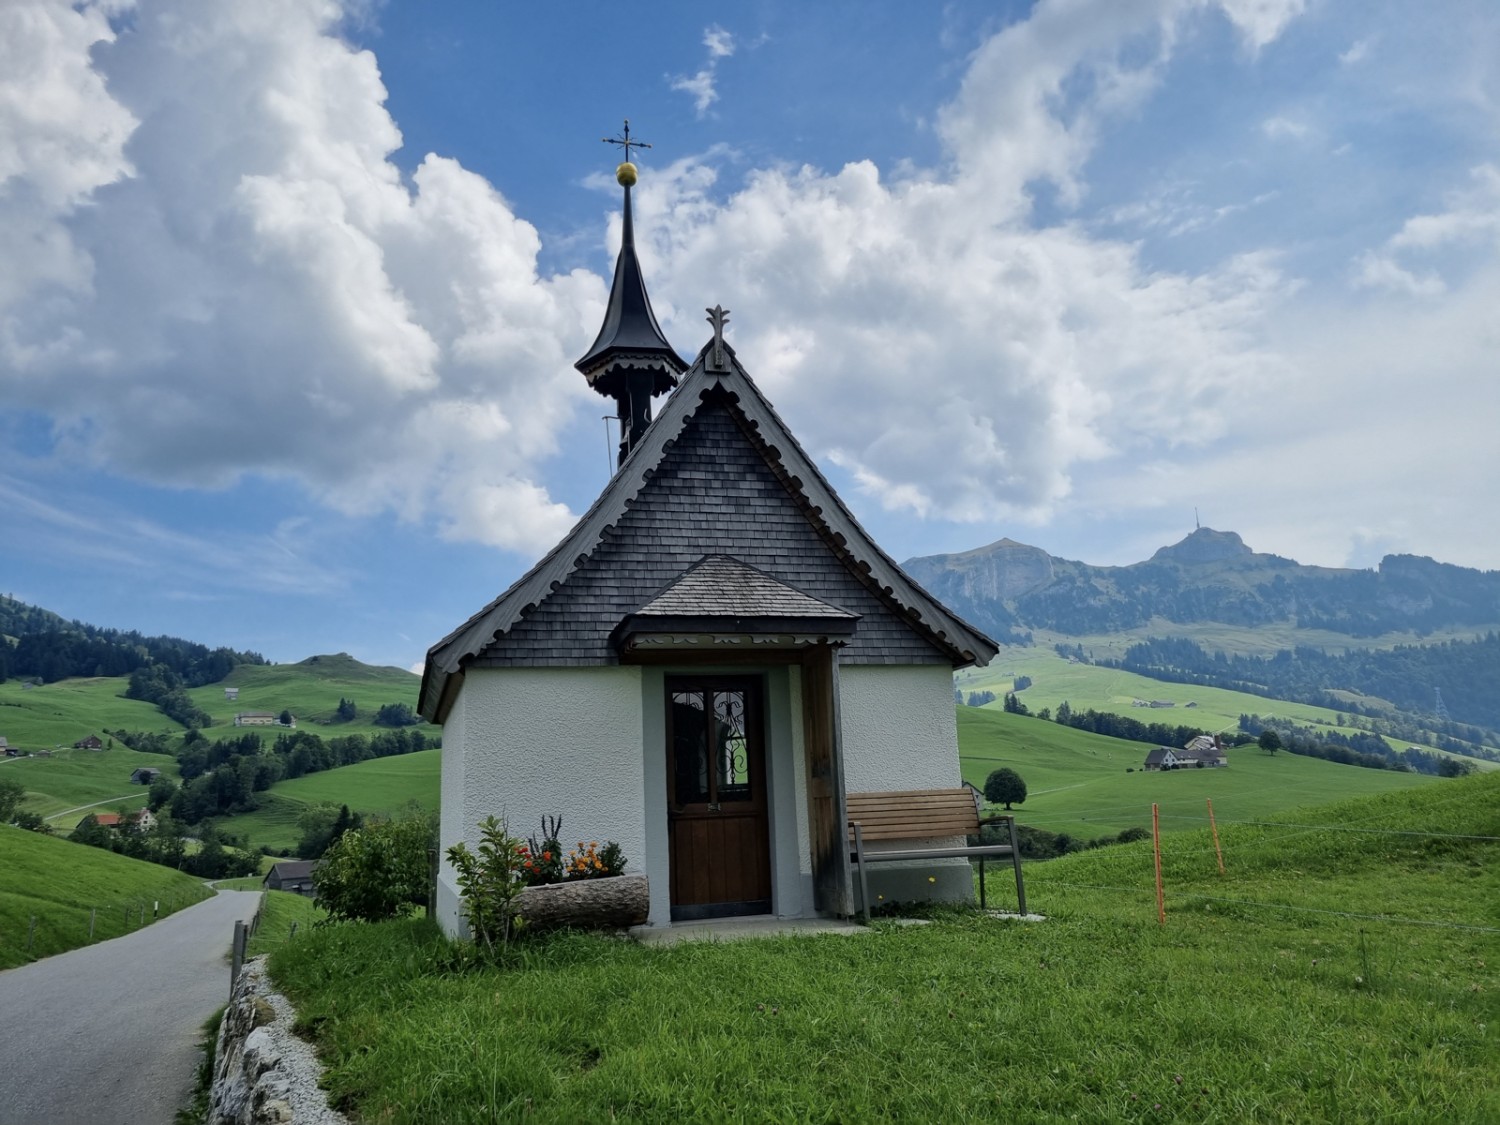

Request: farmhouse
left=1179, top=734, right=1228, bottom=767
left=130, top=767, right=161, bottom=784
left=73, top=734, right=103, bottom=750
left=264, top=860, right=319, bottom=896
left=92, top=808, right=154, bottom=831
left=234, top=711, right=292, bottom=727
left=421, top=153, right=998, bottom=933
left=1143, top=748, right=1178, bottom=771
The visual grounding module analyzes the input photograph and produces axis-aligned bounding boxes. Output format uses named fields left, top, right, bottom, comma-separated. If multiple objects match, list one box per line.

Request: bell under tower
left=574, top=121, right=685, bottom=467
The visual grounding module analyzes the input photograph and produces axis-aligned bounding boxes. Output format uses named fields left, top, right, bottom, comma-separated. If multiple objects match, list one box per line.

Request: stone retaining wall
left=206, top=957, right=348, bottom=1125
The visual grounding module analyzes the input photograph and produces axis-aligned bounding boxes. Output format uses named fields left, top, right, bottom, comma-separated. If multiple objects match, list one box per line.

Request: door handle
left=708, top=802, right=722, bottom=813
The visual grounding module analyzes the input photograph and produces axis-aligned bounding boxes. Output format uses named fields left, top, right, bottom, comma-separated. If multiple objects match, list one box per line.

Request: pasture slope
left=3, top=745, right=181, bottom=830
left=0, top=675, right=180, bottom=747
left=184, top=652, right=423, bottom=735
left=959, top=706, right=1438, bottom=839
left=0, top=827, right=213, bottom=968
left=264, top=774, right=1500, bottom=1124
left=955, top=643, right=1491, bottom=766
left=215, top=748, right=441, bottom=853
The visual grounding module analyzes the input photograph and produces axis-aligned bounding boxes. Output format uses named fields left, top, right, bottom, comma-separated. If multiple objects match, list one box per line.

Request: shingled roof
left=420, top=336, right=999, bottom=723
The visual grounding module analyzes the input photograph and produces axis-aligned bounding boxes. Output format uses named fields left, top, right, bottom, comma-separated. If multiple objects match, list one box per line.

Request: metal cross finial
left=603, top=119, right=652, bottom=164
left=706, top=305, right=730, bottom=370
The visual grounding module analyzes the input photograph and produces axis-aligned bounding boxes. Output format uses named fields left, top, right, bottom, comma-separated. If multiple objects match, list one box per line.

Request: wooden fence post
left=231, top=920, right=247, bottom=993
left=26, top=915, right=37, bottom=953
left=1207, top=797, right=1225, bottom=875
left=1152, top=803, right=1166, bottom=926
left=88, top=908, right=96, bottom=941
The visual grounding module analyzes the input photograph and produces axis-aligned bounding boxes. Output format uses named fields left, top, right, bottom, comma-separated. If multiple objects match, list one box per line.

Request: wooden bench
left=847, top=785, right=1027, bottom=922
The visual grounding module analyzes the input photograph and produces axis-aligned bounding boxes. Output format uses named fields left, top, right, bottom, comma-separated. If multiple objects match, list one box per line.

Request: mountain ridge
left=903, top=527, right=1500, bottom=641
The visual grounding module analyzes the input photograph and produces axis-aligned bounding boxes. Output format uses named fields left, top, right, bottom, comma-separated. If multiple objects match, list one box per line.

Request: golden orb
left=616, top=161, right=638, bottom=187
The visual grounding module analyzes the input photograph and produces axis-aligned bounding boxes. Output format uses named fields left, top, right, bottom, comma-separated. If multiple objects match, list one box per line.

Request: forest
left=0, top=594, right=264, bottom=688
left=1100, top=633, right=1500, bottom=743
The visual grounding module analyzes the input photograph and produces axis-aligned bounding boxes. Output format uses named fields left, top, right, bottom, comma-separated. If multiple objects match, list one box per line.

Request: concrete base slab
left=984, top=911, right=1047, bottom=922
left=629, top=915, right=868, bottom=946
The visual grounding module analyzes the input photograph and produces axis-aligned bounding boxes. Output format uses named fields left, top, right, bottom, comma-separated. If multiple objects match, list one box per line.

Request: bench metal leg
left=978, top=855, right=987, bottom=910
left=1008, top=816, right=1027, bottom=916
left=853, top=822, right=872, bottom=924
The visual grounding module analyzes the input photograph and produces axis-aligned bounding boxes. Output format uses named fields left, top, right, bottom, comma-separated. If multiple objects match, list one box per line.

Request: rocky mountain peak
left=1149, top=527, right=1254, bottom=565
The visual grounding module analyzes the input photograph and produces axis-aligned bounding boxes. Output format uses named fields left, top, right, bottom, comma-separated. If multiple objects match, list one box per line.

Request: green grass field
left=246, top=890, right=325, bottom=959
left=215, top=749, right=441, bottom=853
left=0, top=827, right=213, bottom=968
left=2, top=745, right=179, bottom=829
left=955, top=644, right=1492, bottom=767
left=958, top=706, right=1439, bottom=839
left=185, top=653, right=426, bottom=738
left=0, top=677, right=180, bottom=750
left=265, top=774, right=1500, bottom=1125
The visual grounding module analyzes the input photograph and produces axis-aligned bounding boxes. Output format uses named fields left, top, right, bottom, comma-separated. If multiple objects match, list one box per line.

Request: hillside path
left=0, top=889, right=260, bottom=1125
left=43, top=793, right=139, bottom=821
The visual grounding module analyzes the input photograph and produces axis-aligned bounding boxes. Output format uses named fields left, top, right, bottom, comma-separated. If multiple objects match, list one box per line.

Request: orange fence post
left=1207, top=797, right=1225, bottom=875
left=1152, top=803, right=1166, bottom=925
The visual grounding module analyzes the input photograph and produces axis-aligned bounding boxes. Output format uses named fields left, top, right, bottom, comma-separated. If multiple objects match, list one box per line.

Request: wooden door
left=666, top=677, right=771, bottom=921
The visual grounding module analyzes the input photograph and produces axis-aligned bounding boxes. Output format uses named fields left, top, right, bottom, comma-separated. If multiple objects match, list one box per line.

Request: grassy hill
left=184, top=653, right=424, bottom=737
left=264, top=774, right=1500, bottom=1124
left=215, top=749, right=440, bottom=854
left=2, top=745, right=178, bottom=830
left=956, top=643, right=1491, bottom=766
left=0, top=676, right=182, bottom=749
left=0, top=827, right=214, bottom=968
left=958, top=706, right=1440, bottom=839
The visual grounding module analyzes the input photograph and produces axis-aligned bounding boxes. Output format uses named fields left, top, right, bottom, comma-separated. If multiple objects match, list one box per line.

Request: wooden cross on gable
left=706, top=304, right=730, bottom=371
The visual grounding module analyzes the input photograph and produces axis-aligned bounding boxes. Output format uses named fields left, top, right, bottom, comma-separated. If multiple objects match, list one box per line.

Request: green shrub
left=314, top=815, right=433, bottom=922
left=445, top=816, right=528, bottom=955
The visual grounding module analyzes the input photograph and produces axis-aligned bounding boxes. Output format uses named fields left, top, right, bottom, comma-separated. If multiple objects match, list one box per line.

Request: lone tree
left=1258, top=729, right=1282, bottom=755
left=984, top=767, right=1028, bottom=810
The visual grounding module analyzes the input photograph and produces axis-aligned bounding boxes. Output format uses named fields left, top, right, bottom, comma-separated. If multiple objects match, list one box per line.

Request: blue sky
left=2, top=0, right=1497, bottom=670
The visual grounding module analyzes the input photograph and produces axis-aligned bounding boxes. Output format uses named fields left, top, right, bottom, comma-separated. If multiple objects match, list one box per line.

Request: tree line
left=1103, top=633, right=1500, bottom=745
left=161, top=726, right=436, bottom=824
left=1239, top=714, right=1475, bottom=777
left=0, top=593, right=265, bottom=687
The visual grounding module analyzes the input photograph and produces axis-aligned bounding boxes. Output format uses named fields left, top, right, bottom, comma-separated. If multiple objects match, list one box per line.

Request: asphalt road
left=0, top=889, right=261, bottom=1125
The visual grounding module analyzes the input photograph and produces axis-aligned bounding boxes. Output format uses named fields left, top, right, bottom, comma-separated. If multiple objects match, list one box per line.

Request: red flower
left=542, top=850, right=552, bottom=861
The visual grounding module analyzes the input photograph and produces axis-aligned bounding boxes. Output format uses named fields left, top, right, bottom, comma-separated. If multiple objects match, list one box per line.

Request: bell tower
left=574, top=121, right=685, bottom=467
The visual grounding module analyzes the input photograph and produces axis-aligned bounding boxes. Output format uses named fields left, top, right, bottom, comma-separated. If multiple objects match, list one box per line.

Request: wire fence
left=980, top=795, right=1500, bottom=936
left=6, top=886, right=212, bottom=967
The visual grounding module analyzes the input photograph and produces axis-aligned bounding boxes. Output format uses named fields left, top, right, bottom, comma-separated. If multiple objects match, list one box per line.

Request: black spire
left=576, top=121, right=685, bottom=467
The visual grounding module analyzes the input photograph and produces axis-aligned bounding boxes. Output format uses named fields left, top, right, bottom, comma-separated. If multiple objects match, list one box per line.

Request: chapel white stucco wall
left=436, top=666, right=646, bottom=937
left=435, top=689, right=468, bottom=935
left=838, top=664, right=962, bottom=792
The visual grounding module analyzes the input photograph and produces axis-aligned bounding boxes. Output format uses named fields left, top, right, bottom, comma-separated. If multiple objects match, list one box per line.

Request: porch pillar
left=800, top=643, right=852, bottom=915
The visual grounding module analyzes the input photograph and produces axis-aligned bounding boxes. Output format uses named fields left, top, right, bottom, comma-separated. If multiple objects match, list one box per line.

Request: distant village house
left=73, top=734, right=103, bottom=750
left=130, top=767, right=161, bottom=785
left=224, top=687, right=240, bottom=701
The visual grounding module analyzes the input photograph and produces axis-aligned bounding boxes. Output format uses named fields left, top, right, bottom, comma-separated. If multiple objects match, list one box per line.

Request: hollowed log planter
left=516, top=874, right=649, bottom=931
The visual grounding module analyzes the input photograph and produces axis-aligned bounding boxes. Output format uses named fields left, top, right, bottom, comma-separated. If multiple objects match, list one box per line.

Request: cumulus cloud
left=1216, top=0, right=1307, bottom=52
left=634, top=0, right=1297, bottom=525
left=0, top=0, right=1321, bottom=561
left=0, top=0, right=596, bottom=555
left=1353, top=164, right=1500, bottom=296
left=671, top=25, right=736, bottom=118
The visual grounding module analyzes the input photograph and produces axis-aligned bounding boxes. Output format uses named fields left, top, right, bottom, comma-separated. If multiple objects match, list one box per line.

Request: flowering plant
left=518, top=815, right=626, bottom=885
left=566, top=839, right=627, bottom=880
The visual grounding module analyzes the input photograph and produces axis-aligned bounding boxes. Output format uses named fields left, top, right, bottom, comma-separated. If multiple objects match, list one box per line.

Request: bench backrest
left=846, top=788, right=982, bottom=842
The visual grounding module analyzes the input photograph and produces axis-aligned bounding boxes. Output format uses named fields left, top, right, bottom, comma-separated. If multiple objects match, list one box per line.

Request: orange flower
left=542, top=850, right=552, bottom=861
